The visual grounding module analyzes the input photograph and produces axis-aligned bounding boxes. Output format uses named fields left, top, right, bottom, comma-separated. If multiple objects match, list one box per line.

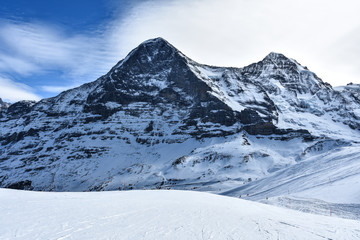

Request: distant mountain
left=0, top=98, right=10, bottom=118
left=1, top=38, right=360, bottom=204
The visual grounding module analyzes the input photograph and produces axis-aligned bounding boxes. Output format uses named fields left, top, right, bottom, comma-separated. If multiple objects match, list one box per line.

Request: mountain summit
left=1, top=38, right=360, bottom=199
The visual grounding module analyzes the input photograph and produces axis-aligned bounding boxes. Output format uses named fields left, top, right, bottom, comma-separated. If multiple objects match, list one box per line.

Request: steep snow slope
left=1, top=189, right=359, bottom=240
left=221, top=143, right=360, bottom=204
left=1, top=38, right=360, bottom=200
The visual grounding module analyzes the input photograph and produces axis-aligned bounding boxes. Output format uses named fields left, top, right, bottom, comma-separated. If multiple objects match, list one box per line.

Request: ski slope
left=1, top=189, right=359, bottom=240
left=221, top=144, right=360, bottom=205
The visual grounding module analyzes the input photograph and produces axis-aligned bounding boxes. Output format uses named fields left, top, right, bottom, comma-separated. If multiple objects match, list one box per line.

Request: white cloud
left=0, top=19, right=126, bottom=98
left=0, top=20, right=121, bottom=86
left=0, top=76, right=41, bottom=102
left=40, top=85, right=79, bottom=93
left=0, top=23, right=73, bottom=64
left=0, top=0, right=359, bottom=100
left=111, top=0, right=360, bottom=86
left=0, top=55, right=41, bottom=76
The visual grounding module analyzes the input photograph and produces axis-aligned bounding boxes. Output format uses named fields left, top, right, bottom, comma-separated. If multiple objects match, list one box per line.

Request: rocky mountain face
left=1, top=38, right=360, bottom=194
left=0, top=98, right=10, bottom=118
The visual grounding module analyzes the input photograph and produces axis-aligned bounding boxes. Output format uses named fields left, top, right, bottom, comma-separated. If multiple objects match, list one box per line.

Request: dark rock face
left=84, top=38, right=243, bottom=131
left=1, top=127, right=42, bottom=145
left=5, top=180, right=33, bottom=190
left=6, top=100, right=36, bottom=119
left=239, top=109, right=263, bottom=125
left=243, top=122, right=277, bottom=135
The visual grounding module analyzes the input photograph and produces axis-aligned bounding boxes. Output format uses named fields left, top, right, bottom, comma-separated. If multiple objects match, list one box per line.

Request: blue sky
left=1, top=0, right=112, bottom=29
left=0, top=0, right=141, bottom=101
left=1, top=0, right=359, bottom=102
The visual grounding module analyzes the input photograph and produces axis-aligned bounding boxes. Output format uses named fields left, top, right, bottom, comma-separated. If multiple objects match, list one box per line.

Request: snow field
left=1, top=189, right=359, bottom=240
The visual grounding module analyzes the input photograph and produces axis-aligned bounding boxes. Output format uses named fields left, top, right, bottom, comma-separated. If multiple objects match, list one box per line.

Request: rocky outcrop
left=0, top=98, right=10, bottom=118
left=6, top=100, right=36, bottom=119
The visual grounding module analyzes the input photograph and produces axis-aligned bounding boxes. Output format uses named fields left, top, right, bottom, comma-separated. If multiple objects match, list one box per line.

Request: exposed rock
left=6, top=100, right=36, bottom=119
left=0, top=98, right=10, bottom=118
left=5, top=180, right=33, bottom=190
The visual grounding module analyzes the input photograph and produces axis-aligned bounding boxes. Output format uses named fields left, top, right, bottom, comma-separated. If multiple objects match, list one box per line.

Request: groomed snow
left=1, top=189, right=359, bottom=240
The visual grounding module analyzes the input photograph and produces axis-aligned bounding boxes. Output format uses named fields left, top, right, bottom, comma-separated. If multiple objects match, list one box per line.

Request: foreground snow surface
left=1, top=189, right=359, bottom=240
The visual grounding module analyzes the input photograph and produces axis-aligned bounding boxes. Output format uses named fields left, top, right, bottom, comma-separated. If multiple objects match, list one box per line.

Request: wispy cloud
left=0, top=54, right=41, bottom=76
left=0, top=22, right=73, bottom=65
left=0, top=20, right=122, bottom=97
left=40, top=85, right=78, bottom=93
left=0, top=75, right=41, bottom=102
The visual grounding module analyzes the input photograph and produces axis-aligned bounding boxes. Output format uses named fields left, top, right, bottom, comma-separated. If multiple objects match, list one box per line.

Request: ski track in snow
left=1, top=189, right=360, bottom=240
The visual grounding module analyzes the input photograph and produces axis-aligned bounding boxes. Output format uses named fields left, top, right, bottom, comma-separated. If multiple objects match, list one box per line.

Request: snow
left=264, top=196, right=360, bottom=220
left=222, top=144, right=360, bottom=205
left=1, top=189, right=359, bottom=240
left=191, top=64, right=277, bottom=114
left=105, top=102, right=121, bottom=109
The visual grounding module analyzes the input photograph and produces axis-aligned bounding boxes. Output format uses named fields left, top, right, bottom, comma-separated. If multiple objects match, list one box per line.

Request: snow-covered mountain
left=0, top=98, right=10, bottom=118
left=1, top=38, right=360, bottom=204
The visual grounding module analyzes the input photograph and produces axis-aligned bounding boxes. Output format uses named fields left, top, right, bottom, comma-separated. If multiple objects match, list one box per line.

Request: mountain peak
left=132, top=37, right=178, bottom=57
left=112, top=37, right=182, bottom=72
left=139, top=37, right=172, bottom=47
left=263, top=52, right=296, bottom=65
left=259, top=52, right=304, bottom=73
left=0, top=98, right=10, bottom=108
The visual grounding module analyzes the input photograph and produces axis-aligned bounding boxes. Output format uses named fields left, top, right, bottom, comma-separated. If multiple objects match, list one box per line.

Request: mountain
left=1, top=38, right=360, bottom=204
left=0, top=98, right=10, bottom=118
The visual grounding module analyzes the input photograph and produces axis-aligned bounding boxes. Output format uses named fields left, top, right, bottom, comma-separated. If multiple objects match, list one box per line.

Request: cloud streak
left=40, top=85, right=79, bottom=93
left=0, top=20, right=122, bottom=78
left=0, top=54, right=40, bottom=76
left=0, top=20, right=123, bottom=98
left=0, top=75, right=41, bottom=102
